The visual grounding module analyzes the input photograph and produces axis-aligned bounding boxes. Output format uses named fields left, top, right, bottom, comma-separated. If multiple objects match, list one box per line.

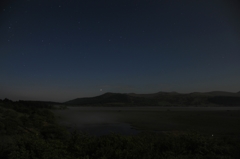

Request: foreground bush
left=1, top=131, right=239, bottom=159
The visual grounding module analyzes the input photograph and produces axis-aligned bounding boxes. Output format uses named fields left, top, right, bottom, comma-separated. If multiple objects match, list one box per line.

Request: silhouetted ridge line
left=64, top=91, right=240, bottom=106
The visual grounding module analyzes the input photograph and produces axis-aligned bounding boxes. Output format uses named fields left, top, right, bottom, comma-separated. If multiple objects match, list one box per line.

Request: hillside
left=64, top=91, right=240, bottom=106
left=1, top=100, right=240, bottom=158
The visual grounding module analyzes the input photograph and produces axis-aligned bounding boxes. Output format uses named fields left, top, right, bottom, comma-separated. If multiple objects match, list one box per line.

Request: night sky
left=1, top=0, right=240, bottom=102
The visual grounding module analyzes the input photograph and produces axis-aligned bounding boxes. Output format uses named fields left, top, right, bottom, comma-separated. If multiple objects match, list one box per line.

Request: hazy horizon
left=1, top=90, right=240, bottom=103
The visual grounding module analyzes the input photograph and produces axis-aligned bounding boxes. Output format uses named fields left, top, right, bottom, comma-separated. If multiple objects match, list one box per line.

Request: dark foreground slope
left=1, top=99, right=240, bottom=158
left=65, top=91, right=240, bottom=106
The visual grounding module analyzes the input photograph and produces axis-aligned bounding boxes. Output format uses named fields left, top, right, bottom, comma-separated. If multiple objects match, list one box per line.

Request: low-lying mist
left=52, top=107, right=139, bottom=136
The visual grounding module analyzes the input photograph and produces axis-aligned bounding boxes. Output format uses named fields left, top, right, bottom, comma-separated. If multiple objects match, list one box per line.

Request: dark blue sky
left=1, top=0, right=240, bottom=102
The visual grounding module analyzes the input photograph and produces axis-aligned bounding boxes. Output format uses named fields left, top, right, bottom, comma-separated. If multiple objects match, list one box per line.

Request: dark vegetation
left=65, top=91, right=240, bottom=106
left=208, top=96, right=240, bottom=106
left=0, top=99, right=240, bottom=158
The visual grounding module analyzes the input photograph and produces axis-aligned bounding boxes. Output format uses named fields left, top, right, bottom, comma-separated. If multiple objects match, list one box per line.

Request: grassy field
left=53, top=107, right=240, bottom=138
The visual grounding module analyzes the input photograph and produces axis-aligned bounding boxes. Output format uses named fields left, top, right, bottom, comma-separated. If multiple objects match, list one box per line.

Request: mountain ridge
left=64, top=91, right=240, bottom=106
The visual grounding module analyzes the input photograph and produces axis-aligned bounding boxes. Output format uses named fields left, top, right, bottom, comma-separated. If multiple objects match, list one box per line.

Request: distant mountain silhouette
left=65, top=92, right=138, bottom=106
left=64, top=91, right=240, bottom=106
